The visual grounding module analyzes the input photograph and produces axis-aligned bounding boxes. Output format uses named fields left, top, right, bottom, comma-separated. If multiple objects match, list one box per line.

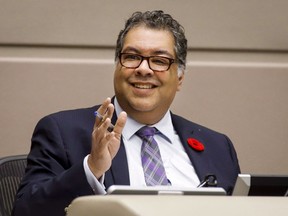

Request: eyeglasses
left=119, top=53, right=175, bottom=72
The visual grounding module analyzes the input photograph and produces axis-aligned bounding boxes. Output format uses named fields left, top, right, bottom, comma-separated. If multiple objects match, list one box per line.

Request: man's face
left=114, top=26, right=184, bottom=124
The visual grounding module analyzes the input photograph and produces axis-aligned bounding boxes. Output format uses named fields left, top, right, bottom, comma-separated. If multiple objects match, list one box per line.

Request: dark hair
left=115, top=10, right=187, bottom=74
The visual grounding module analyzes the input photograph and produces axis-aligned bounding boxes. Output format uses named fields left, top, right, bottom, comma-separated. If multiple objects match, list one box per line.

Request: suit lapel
left=109, top=137, right=130, bottom=185
left=171, top=114, right=211, bottom=181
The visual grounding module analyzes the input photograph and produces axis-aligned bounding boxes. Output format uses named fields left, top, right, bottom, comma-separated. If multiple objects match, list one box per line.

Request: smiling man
left=114, top=26, right=183, bottom=124
left=13, top=10, right=240, bottom=216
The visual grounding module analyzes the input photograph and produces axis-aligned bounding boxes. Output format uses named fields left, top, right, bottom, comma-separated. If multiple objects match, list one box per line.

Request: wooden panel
left=0, top=0, right=288, bottom=50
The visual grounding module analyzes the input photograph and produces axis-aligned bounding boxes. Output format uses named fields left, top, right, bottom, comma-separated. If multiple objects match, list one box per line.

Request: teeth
left=134, top=84, right=153, bottom=89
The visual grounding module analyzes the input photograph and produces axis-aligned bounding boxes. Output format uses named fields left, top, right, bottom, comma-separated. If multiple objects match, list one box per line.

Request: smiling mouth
left=133, top=83, right=155, bottom=89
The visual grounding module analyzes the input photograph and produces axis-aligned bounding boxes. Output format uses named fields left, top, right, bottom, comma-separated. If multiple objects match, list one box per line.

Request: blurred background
left=1, top=0, right=288, bottom=175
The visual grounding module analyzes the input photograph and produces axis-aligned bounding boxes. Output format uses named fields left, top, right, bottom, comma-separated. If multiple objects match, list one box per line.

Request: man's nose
left=135, top=59, right=153, bottom=75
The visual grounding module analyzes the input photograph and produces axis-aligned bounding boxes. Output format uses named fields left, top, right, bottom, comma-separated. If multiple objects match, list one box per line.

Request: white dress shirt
left=84, top=98, right=200, bottom=194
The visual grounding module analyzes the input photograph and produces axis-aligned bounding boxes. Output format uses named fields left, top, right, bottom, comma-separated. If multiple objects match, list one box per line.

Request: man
left=13, top=10, right=240, bottom=216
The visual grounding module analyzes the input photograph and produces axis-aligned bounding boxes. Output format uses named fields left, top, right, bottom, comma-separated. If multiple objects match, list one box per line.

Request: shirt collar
left=114, top=97, right=174, bottom=144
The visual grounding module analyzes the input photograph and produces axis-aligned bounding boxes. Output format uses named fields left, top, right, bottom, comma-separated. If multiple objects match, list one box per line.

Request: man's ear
left=177, top=73, right=185, bottom=91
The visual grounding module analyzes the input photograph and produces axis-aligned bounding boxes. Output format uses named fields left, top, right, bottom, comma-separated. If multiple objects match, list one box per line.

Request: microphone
left=197, top=174, right=217, bottom=188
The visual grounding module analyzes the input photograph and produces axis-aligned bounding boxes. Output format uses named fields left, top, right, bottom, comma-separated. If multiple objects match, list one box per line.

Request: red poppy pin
left=187, top=138, right=205, bottom=152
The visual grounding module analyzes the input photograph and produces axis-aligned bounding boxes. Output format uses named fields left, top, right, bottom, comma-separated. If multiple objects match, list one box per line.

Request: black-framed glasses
left=119, top=53, right=175, bottom=72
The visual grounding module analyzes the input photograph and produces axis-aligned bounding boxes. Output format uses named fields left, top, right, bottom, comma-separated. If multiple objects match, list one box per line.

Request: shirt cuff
left=83, top=155, right=106, bottom=195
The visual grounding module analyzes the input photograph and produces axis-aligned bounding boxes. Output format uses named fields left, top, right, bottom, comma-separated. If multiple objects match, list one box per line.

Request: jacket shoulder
left=171, top=113, right=225, bottom=136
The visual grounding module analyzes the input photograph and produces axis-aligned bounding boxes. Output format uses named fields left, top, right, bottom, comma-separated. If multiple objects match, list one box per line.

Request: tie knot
left=136, top=126, right=157, bottom=138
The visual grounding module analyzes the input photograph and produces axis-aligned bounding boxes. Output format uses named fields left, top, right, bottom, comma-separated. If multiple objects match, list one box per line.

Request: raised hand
left=88, top=97, right=127, bottom=179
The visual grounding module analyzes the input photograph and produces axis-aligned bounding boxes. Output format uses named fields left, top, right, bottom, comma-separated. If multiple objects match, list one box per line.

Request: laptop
left=232, top=174, right=288, bottom=196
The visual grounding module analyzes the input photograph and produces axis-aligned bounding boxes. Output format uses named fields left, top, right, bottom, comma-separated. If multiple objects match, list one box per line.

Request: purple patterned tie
left=136, top=126, right=169, bottom=186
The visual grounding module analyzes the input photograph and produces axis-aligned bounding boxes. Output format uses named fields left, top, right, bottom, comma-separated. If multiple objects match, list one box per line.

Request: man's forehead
left=122, top=27, right=175, bottom=56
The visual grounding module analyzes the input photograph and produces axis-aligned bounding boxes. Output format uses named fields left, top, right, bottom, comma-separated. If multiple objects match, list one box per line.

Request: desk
left=66, top=195, right=288, bottom=216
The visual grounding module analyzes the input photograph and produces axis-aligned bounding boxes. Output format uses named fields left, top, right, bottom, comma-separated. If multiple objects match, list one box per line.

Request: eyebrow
left=122, top=46, right=174, bottom=58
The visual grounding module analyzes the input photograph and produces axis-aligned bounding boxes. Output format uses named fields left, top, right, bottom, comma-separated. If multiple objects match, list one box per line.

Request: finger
left=106, top=103, right=114, bottom=118
left=96, top=104, right=115, bottom=132
left=97, top=100, right=114, bottom=124
left=95, top=117, right=114, bottom=138
left=113, top=111, right=127, bottom=139
left=91, top=118, right=112, bottom=151
left=98, top=97, right=111, bottom=115
left=101, top=117, right=113, bottom=133
left=93, top=97, right=111, bottom=130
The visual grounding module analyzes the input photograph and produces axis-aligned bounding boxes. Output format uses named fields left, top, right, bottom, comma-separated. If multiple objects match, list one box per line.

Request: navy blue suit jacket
left=13, top=103, right=240, bottom=216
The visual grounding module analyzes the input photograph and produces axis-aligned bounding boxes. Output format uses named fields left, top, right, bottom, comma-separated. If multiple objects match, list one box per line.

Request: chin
left=121, top=102, right=154, bottom=115
left=131, top=104, right=154, bottom=112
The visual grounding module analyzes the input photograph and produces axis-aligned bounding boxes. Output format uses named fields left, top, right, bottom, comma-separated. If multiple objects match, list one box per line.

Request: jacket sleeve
left=12, top=114, right=94, bottom=216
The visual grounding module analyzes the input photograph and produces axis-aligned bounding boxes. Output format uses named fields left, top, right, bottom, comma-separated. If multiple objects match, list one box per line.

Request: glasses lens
left=150, top=56, right=171, bottom=71
left=120, top=54, right=141, bottom=68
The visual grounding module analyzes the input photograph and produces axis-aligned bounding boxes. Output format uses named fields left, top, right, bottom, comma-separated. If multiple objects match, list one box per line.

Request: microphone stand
left=197, top=174, right=218, bottom=188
